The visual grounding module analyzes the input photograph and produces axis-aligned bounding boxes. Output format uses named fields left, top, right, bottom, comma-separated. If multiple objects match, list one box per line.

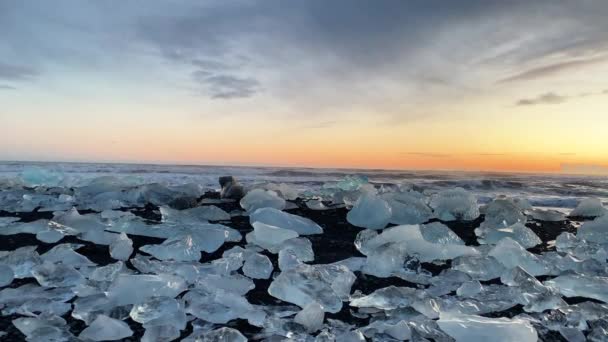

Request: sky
left=1, top=0, right=607, bottom=174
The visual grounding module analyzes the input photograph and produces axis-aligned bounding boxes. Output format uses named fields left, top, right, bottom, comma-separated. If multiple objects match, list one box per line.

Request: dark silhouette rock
left=219, top=176, right=246, bottom=200
left=168, top=196, right=198, bottom=210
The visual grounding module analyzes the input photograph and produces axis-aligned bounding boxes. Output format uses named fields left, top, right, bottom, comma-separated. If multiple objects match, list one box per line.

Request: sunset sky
left=1, top=0, right=607, bottom=173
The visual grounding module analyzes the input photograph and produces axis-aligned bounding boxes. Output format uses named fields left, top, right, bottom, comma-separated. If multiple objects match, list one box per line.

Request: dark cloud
left=0, top=84, right=16, bottom=90
left=404, top=152, right=452, bottom=159
left=499, top=57, right=607, bottom=83
left=0, top=62, right=37, bottom=80
left=192, top=73, right=260, bottom=99
left=516, top=92, right=568, bottom=106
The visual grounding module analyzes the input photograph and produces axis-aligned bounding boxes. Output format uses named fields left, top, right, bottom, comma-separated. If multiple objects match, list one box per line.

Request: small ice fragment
left=570, top=198, right=606, bottom=218
left=488, top=237, right=548, bottom=275
left=544, top=274, right=608, bottom=303
left=346, top=194, right=391, bottom=230
left=109, top=233, right=133, bottom=261
left=78, top=314, right=133, bottom=341
left=456, top=280, right=483, bottom=297
left=107, top=274, right=187, bottom=305
left=578, top=215, right=608, bottom=244
left=438, top=313, right=537, bottom=342
left=250, top=207, right=323, bottom=235
left=140, top=235, right=201, bottom=262
left=0, top=264, right=14, bottom=287
left=382, top=192, right=433, bottom=225
left=431, top=188, right=480, bottom=221
left=480, top=198, right=527, bottom=229
left=240, top=189, right=286, bottom=212
left=476, top=222, right=541, bottom=248
left=31, top=262, right=85, bottom=288
left=242, top=253, right=273, bottom=279
left=247, top=222, right=299, bottom=249
left=294, top=302, right=324, bottom=332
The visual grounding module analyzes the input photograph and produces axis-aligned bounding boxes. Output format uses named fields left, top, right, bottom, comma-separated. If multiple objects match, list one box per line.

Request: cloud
left=515, top=92, right=568, bottom=106
left=404, top=152, right=452, bottom=159
left=0, top=84, right=16, bottom=90
left=498, top=56, right=607, bottom=83
left=192, top=72, right=260, bottom=99
left=0, top=62, right=37, bottom=81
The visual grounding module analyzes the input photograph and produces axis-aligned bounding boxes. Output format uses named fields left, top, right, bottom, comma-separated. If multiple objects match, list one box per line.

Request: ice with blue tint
left=346, top=194, right=392, bottom=230
left=438, top=313, right=537, bottom=342
left=240, top=189, right=286, bottom=212
left=431, top=188, right=480, bottom=221
left=250, top=207, right=323, bottom=235
left=570, top=197, right=607, bottom=218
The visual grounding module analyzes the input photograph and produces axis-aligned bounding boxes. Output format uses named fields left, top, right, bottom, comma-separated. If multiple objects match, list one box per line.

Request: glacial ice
left=0, top=264, right=14, bottom=287
left=109, top=232, right=133, bottom=260
left=250, top=207, right=323, bottom=235
left=577, top=215, right=608, bottom=244
left=20, top=166, right=64, bottom=187
left=246, top=221, right=299, bottom=250
left=480, top=198, right=527, bottom=229
left=268, top=264, right=356, bottom=313
left=31, top=262, right=85, bottom=288
left=240, top=189, right=286, bottom=212
left=421, top=222, right=465, bottom=245
left=140, top=235, right=202, bottom=261
left=488, top=237, right=548, bottom=275
left=431, top=188, right=480, bottom=221
left=438, top=313, right=537, bottom=342
left=476, top=222, right=541, bottom=248
left=294, top=302, right=325, bottom=332
left=242, top=252, right=273, bottom=279
left=544, top=274, right=608, bottom=303
left=382, top=191, right=433, bottom=225
left=78, top=314, right=133, bottom=341
left=107, top=274, right=188, bottom=305
left=346, top=194, right=391, bottom=230
left=528, top=208, right=566, bottom=221
left=570, top=197, right=607, bottom=217
left=350, top=286, right=420, bottom=310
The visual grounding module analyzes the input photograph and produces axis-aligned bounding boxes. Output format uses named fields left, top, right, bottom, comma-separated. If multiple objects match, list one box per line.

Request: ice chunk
left=107, top=274, right=187, bottom=305
left=431, top=188, right=480, bottom=221
left=242, top=252, right=273, bottom=279
left=109, top=232, right=133, bottom=261
left=278, top=248, right=303, bottom=271
left=79, top=314, right=133, bottom=341
left=264, top=182, right=300, bottom=200
left=452, top=255, right=506, bottom=281
left=346, top=194, right=391, bottom=230
left=12, top=315, right=72, bottom=341
left=0, top=264, right=14, bottom=287
left=488, top=238, right=548, bottom=275
left=570, top=198, right=606, bottom=217
left=481, top=198, right=526, bottom=229
left=438, top=313, right=537, bottom=342
left=501, top=266, right=566, bottom=312
left=268, top=264, right=356, bottom=313
left=41, top=243, right=95, bottom=267
left=130, top=296, right=184, bottom=325
left=421, top=222, right=464, bottom=245
left=188, top=327, right=247, bottom=342
left=240, top=189, right=286, bottom=212
left=250, top=207, right=323, bottom=235
left=183, top=288, right=265, bottom=326
left=544, top=274, right=608, bottom=303
left=382, top=192, right=433, bottom=225
left=578, top=215, right=608, bottom=244
left=162, top=205, right=230, bottom=222
left=88, top=261, right=126, bottom=282
left=141, top=235, right=202, bottom=262
left=476, top=222, right=541, bottom=248
left=36, top=228, right=64, bottom=243
left=247, top=222, right=299, bottom=250
left=31, top=262, right=85, bottom=288
left=295, top=302, right=324, bottom=332
left=456, top=280, right=483, bottom=297
left=350, top=286, right=419, bottom=310
left=0, top=246, right=41, bottom=278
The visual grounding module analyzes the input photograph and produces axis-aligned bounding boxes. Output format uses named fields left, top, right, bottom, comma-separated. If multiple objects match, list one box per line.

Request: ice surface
left=452, top=255, right=506, bottom=281
left=140, top=235, right=202, bottom=262
left=41, top=243, right=95, bottom=267
left=545, top=274, right=608, bottom=303
left=12, top=315, right=72, bottom=341
left=246, top=221, right=299, bottom=250
left=431, top=188, right=480, bottom=221
left=480, top=198, right=526, bottom=229
left=421, top=222, right=464, bottom=245
left=79, top=314, right=133, bottom=341
left=250, top=207, right=323, bottom=235
left=346, top=194, right=391, bottom=230
left=186, top=327, right=247, bottom=342
left=382, top=191, right=433, bottom=225
left=31, top=262, right=85, bottom=288
left=240, top=189, right=286, bottom=212
left=294, top=302, right=324, bottom=332
left=107, top=274, right=188, bottom=305
left=0, top=246, right=42, bottom=278
left=476, top=222, right=541, bottom=248
left=350, top=286, right=420, bottom=310
left=268, top=264, right=356, bottom=313
left=20, top=167, right=64, bottom=187
left=109, top=232, right=133, bottom=261
left=577, top=215, right=608, bottom=244
left=570, top=197, right=606, bottom=217
left=528, top=208, right=566, bottom=221
left=438, top=313, right=537, bottom=342
left=242, top=252, right=273, bottom=279
left=183, top=288, right=265, bottom=326
left=0, top=264, right=14, bottom=287
left=456, top=280, right=483, bottom=297
left=488, top=237, right=548, bottom=275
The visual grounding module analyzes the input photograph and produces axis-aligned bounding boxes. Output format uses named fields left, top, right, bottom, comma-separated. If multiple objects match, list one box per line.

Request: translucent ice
left=528, top=208, right=566, bottom=222
left=421, top=222, right=464, bottom=245
left=350, top=286, right=420, bottom=310
left=107, top=274, right=188, bottom=305
left=578, top=215, right=608, bottom=244
left=240, top=189, right=286, bottom=212
left=247, top=222, right=299, bottom=250
left=31, top=262, right=85, bottom=288
left=187, top=327, right=247, bottom=342
left=109, top=232, right=133, bottom=261
left=431, top=188, right=480, bottom=221
left=438, top=313, right=537, bottom=342
left=268, top=264, right=356, bottom=313
left=183, top=288, right=265, bottom=326
left=476, top=222, right=541, bottom=248
left=0, top=264, right=14, bottom=287
left=545, top=274, right=608, bottom=303
left=382, top=192, right=433, bottom=225
left=452, top=255, right=506, bottom=281
left=456, top=280, right=483, bottom=297
left=480, top=198, right=526, bottom=229
left=488, top=238, right=548, bottom=275
left=242, top=252, right=273, bottom=279
left=250, top=207, right=323, bottom=235
left=294, top=302, right=325, bottom=332
left=140, top=235, right=202, bottom=262
left=20, top=166, right=64, bottom=187
left=79, top=314, right=133, bottom=341
left=346, top=194, right=391, bottom=230
left=0, top=246, right=42, bottom=278
left=570, top=198, right=606, bottom=218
